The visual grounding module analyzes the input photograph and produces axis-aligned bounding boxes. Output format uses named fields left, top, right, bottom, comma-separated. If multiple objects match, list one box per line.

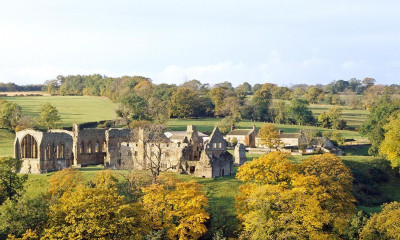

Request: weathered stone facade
left=15, top=130, right=74, bottom=174
left=14, top=124, right=234, bottom=178
left=119, top=126, right=234, bottom=178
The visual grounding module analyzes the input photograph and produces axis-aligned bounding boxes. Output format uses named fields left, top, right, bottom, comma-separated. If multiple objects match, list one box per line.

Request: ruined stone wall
left=105, top=128, right=131, bottom=168
left=73, top=128, right=106, bottom=166
left=15, top=129, right=73, bottom=174
left=191, top=150, right=233, bottom=178
left=39, top=131, right=74, bottom=173
left=234, top=143, right=247, bottom=166
left=118, top=141, right=189, bottom=173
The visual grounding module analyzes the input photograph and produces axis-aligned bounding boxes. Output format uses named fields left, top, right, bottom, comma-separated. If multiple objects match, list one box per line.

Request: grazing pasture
left=0, top=95, right=118, bottom=127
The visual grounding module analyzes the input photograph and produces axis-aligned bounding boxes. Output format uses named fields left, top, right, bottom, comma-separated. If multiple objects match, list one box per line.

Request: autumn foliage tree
left=257, top=123, right=281, bottom=149
left=359, top=201, right=400, bottom=240
left=236, top=152, right=356, bottom=239
left=47, top=167, right=83, bottom=199
left=379, top=112, right=400, bottom=169
left=300, top=154, right=356, bottom=234
left=142, top=175, right=209, bottom=240
left=43, top=170, right=150, bottom=239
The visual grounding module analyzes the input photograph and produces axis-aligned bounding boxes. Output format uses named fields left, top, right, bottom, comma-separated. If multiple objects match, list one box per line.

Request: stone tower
left=234, top=143, right=247, bottom=166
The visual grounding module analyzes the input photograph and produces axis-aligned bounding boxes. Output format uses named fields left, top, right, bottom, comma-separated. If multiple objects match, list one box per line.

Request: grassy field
left=0, top=129, right=15, bottom=156
left=309, top=103, right=369, bottom=129
left=0, top=96, right=119, bottom=157
left=0, top=95, right=118, bottom=127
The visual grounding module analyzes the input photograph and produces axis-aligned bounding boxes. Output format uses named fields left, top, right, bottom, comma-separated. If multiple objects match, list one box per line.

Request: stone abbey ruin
left=14, top=124, right=243, bottom=178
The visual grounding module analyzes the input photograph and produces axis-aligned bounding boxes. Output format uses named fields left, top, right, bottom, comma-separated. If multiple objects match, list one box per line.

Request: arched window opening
left=21, top=134, right=38, bottom=159
left=80, top=141, right=85, bottom=154
left=57, top=142, right=64, bottom=158
left=95, top=142, right=99, bottom=153
left=46, top=144, right=51, bottom=160
left=88, top=141, right=92, bottom=154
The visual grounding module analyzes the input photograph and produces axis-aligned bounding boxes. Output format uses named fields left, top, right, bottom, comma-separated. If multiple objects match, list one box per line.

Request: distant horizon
left=1, top=1, right=400, bottom=86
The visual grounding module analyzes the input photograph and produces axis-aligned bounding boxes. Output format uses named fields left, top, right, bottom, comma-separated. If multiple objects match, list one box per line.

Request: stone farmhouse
left=226, top=126, right=342, bottom=155
left=14, top=124, right=240, bottom=178
left=226, top=125, right=257, bottom=147
left=256, top=132, right=307, bottom=148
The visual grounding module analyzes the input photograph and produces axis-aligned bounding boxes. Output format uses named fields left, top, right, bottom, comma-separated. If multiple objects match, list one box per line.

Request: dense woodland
left=1, top=75, right=400, bottom=239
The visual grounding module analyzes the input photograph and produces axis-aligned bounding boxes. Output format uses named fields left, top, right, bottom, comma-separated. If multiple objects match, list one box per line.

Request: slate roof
left=279, top=133, right=300, bottom=139
left=227, top=129, right=255, bottom=136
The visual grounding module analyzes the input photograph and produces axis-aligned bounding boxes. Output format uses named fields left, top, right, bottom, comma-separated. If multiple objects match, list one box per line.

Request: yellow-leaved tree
left=236, top=152, right=356, bottom=240
left=359, top=201, right=400, bottom=240
left=47, top=167, right=83, bottom=199
left=142, top=175, right=209, bottom=240
left=300, top=154, right=356, bottom=235
left=42, top=170, right=150, bottom=239
left=257, top=123, right=281, bottom=149
left=379, top=112, right=400, bottom=169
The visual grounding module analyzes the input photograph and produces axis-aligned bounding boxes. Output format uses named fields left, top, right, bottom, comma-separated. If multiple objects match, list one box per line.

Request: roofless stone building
left=14, top=124, right=239, bottom=178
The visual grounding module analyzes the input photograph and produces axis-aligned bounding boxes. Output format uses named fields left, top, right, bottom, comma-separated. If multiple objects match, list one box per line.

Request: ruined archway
left=21, top=134, right=38, bottom=159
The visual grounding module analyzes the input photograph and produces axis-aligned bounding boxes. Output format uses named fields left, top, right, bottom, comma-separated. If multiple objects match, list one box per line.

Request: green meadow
left=0, top=96, right=118, bottom=127
left=309, top=103, right=369, bottom=129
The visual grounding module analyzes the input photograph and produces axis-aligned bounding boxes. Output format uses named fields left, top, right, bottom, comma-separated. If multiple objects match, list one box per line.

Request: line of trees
left=0, top=83, right=43, bottom=92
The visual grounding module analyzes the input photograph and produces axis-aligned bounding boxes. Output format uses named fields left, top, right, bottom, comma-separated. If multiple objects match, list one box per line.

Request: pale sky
left=1, top=0, right=400, bottom=86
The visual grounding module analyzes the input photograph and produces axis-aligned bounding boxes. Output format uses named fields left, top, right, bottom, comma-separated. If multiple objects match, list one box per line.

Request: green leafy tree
left=251, top=88, right=272, bottom=121
left=0, top=157, right=27, bottom=204
left=169, top=88, right=198, bottom=118
left=304, top=87, right=325, bottom=103
left=360, top=96, right=400, bottom=155
left=0, top=194, right=48, bottom=239
left=318, top=107, right=347, bottom=130
left=270, top=100, right=289, bottom=124
left=39, top=103, right=61, bottom=131
left=117, top=93, right=151, bottom=126
left=0, top=101, right=22, bottom=132
left=287, top=98, right=315, bottom=125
